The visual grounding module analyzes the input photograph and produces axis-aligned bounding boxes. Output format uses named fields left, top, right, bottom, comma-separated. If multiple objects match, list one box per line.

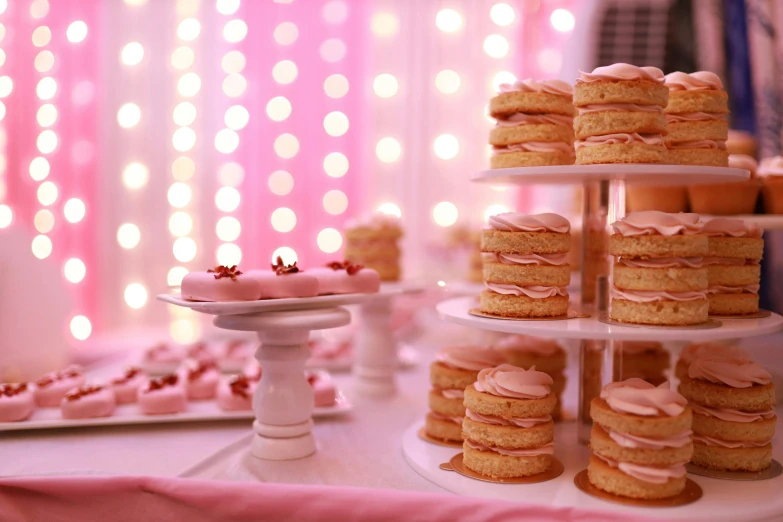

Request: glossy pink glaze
left=181, top=270, right=262, bottom=302
left=138, top=377, right=187, bottom=415
left=0, top=384, right=35, bottom=422
left=438, top=389, right=465, bottom=399
left=61, top=385, right=116, bottom=420
left=184, top=361, right=220, bottom=400
left=308, top=267, right=381, bottom=295
left=110, top=368, right=147, bottom=405
left=244, top=270, right=319, bottom=299
left=34, top=367, right=86, bottom=408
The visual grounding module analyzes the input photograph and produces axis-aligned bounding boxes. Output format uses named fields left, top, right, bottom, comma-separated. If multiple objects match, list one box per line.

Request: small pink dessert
left=187, top=341, right=216, bottom=363
left=61, top=384, right=116, bottom=420
left=217, top=375, right=255, bottom=411
left=309, top=261, right=381, bottom=295
left=180, top=265, right=262, bottom=302
left=34, top=366, right=86, bottom=407
left=307, top=371, right=337, bottom=407
left=219, top=339, right=253, bottom=373
left=142, top=343, right=185, bottom=375
left=110, top=367, right=147, bottom=405
left=243, top=360, right=263, bottom=382
left=137, top=374, right=187, bottom=415
left=244, top=257, right=318, bottom=299
left=184, top=359, right=220, bottom=400
left=0, top=383, right=35, bottom=422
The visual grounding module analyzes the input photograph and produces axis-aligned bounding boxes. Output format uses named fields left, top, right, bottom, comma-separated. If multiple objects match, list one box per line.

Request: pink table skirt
left=0, top=476, right=662, bottom=522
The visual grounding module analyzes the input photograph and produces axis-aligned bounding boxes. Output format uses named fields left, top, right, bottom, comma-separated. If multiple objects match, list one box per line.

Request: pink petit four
left=217, top=375, right=255, bottom=411
left=219, top=339, right=253, bottom=373
left=244, top=257, right=318, bottom=299
left=180, top=265, right=262, bottom=302
left=34, top=366, right=86, bottom=407
left=308, top=338, right=352, bottom=361
left=307, top=371, right=337, bottom=407
left=184, top=359, right=220, bottom=400
left=142, top=343, right=184, bottom=375
left=61, top=384, right=116, bottom=420
left=187, top=341, right=216, bottom=363
left=110, top=367, right=147, bottom=405
left=137, top=374, right=187, bottom=415
left=0, top=383, right=35, bottom=422
left=309, top=261, right=381, bottom=295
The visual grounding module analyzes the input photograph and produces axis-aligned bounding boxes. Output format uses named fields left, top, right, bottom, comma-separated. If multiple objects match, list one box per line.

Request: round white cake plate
left=157, top=292, right=378, bottom=316
left=472, top=164, right=749, bottom=186
left=703, top=214, right=783, bottom=231
left=436, top=297, right=783, bottom=342
left=402, top=420, right=783, bottom=522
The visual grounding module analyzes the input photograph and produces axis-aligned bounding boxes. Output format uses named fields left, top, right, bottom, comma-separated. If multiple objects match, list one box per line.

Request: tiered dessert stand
left=402, top=164, right=783, bottom=520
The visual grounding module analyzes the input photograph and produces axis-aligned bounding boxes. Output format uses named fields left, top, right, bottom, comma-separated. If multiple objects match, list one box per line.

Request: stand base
left=251, top=419, right=317, bottom=460
left=352, top=365, right=397, bottom=397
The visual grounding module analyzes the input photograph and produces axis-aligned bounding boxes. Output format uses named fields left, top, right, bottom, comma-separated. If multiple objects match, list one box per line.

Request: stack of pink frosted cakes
left=343, top=213, right=403, bottom=282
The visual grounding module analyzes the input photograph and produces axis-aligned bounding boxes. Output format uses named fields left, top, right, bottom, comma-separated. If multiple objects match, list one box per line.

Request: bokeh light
left=225, top=105, right=249, bottom=130
left=117, top=223, right=141, bottom=249
left=216, top=0, right=241, bottom=15
left=550, top=8, right=575, bottom=32
left=271, top=246, right=297, bottom=265
left=122, top=162, right=148, bottom=190
left=173, top=237, right=197, bottom=262
left=216, top=216, right=241, bottom=242
left=322, top=1, right=349, bottom=24
left=215, top=186, right=240, bottom=212
left=223, top=19, right=248, bottom=43
left=538, top=49, right=562, bottom=74
left=371, top=12, right=399, bottom=37
left=173, top=101, right=197, bottom=126
left=274, top=134, right=299, bottom=159
left=121, top=42, right=144, bottom=65
left=266, top=96, right=292, bottom=122
left=172, top=127, right=196, bottom=152
left=268, top=170, right=294, bottom=195
left=64, top=258, right=86, bottom=284
left=435, top=70, right=460, bottom=94
left=70, top=316, right=92, bottom=340
left=66, top=21, right=88, bottom=43
left=217, top=243, right=242, bottom=266
left=317, top=228, right=342, bottom=253
left=172, top=156, right=196, bottom=180
left=170, top=318, right=200, bottom=344
left=490, top=3, right=515, bottom=26
left=178, top=72, right=201, bottom=97
left=484, top=204, right=510, bottom=221
left=433, top=201, right=459, bottom=226
left=272, top=60, right=297, bottom=84
left=377, top=202, right=402, bottom=218
left=168, top=211, right=193, bottom=237
left=376, top=137, right=401, bottom=163
left=219, top=162, right=244, bottom=187
left=171, top=46, right=195, bottom=70
left=492, top=71, right=517, bottom=91
left=324, top=152, right=348, bottom=178
left=323, top=111, right=349, bottom=137
left=36, top=104, right=57, bottom=127
left=271, top=207, right=297, bottom=233
left=124, top=283, right=148, bottom=309
left=34, top=50, right=54, bottom=72
left=37, top=181, right=58, bottom=206
left=484, top=34, right=509, bottom=58
left=168, top=182, right=192, bottom=208
left=324, top=74, right=349, bottom=98
left=214, top=128, right=239, bottom=154
left=319, top=39, right=346, bottom=62
left=36, top=77, right=57, bottom=100
left=64, top=198, right=86, bottom=223
left=117, top=103, right=141, bottom=128
left=167, top=266, right=188, bottom=287
left=323, top=190, right=348, bottom=215
left=32, top=235, right=53, bottom=259
left=274, top=22, right=298, bottom=45
left=34, top=209, right=55, bottom=233
left=222, top=50, right=246, bottom=74
left=32, top=26, right=52, bottom=47
left=436, top=9, right=462, bottom=32
left=434, top=134, right=459, bottom=159
left=178, top=18, right=201, bottom=41
left=373, top=74, right=398, bottom=98
left=0, top=204, right=10, bottom=228
left=222, top=74, right=247, bottom=97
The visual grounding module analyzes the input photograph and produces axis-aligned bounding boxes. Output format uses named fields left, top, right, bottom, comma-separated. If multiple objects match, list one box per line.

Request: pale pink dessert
left=309, top=261, right=381, bottom=295
left=243, top=360, right=262, bottom=382
left=110, top=367, right=147, bottom=405
left=0, top=383, right=35, bottom=422
left=217, top=375, right=255, bottom=411
left=61, top=384, right=116, bottom=420
left=186, top=342, right=216, bottom=363
left=218, top=339, right=253, bottom=373
left=244, top=257, right=318, bottom=299
left=137, top=374, right=187, bottom=415
left=307, top=371, right=336, bottom=407
left=184, top=359, right=220, bottom=400
left=181, top=265, right=262, bottom=302
left=142, top=343, right=185, bottom=375
left=34, top=366, right=86, bottom=407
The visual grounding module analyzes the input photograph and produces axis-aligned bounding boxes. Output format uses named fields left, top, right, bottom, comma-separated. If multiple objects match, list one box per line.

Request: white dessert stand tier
left=158, top=293, right=377, bottom=461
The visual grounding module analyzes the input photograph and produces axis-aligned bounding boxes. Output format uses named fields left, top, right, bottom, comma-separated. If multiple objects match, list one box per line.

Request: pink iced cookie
left=138, top=374, right=187, bottom=415
left=0, top=383, right=35, bottom=422
left=184, top=359, right=219, bottom=400
left=310, top=262, right=381, bottom=295
left=217, top=375, right=255, bottom=411
left=181, top=265, right=262, bottom=302
left=219, top=339, right=253, bottom=373
left=142, top=343, right=184, bottom=375
left=307, top=371, right=337, bottom=407
left=244, top=257, right=318, bottom=299
left=34, top=366, right=86, bottom=407
left=110, top=367, right=147, bottom=405
left=61, top=384, right=116, bottom=419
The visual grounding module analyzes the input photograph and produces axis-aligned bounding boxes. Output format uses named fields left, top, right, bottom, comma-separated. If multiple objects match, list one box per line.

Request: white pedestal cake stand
left=158, top=293, right=375, bottom=460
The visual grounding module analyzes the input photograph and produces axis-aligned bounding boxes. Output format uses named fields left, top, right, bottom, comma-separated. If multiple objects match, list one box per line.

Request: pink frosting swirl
left=439, top=388, right=465, bottom=399
left=611, top=211, right=703, bottom=236
left=429, top=411, right=463, bottom=425
left=604, top=426, right=692, bottom=449
left=494, top=335, right=562, bottom=356
left=484, top=252, right=568, bottom=266
left=706, top=284, right=760, bottom=295
left=436, top=345, right=506, bottom=372
left=575, top=133, right=663, bottom=149
left=668, top=140, right=727, bottom=150
left=474, top=363, right=553, bottom=399
left=688, top=357, right=772, bottom=388
left=578, top=103, right=663, bottom=114
left=466, top=438, right=555, bottom=456
left=664, top=71, right=724, bottom=91
left=666, top=112, right=727, bottom=123
left=612, top=288, right=707, bottom=302
left=600, top=378, right=687, bottom=416
left=466, top=408, right=552, bottom=428
left=728, top=154, right=758, bottom=174
left=492, top=142, right=575, bottom=155
left=488, top=213, right=570, bottom=233
left=618, top=256, right=703, bottom=268
left=759, top=156, right=783, bottom=177
left=486, top=283, right=568, bottom=298
left=701, top=218, right=762, bottom=238
left=690, top=402, right=775, bottom=423
left=579, top=63, right=665, bottom=83
left=594, top=453, right=687, bottom=484
left=496, top=113, right=573, bottom=127
left=701, top=257, right=750, bottom=266
left=680, top=343, right=750, bottom=365
left=498, top=78, right=573, bottom=97
left=693, top=434, right=770, bottom=448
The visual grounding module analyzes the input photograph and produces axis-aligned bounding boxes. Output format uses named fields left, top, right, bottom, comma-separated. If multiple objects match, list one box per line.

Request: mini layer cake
left=426, top=345, right=506, bottom=443
left=573, top=63, right=668, bottom=165
left=480, top=213, right=571, bottom=318
left=110, top=367, right=146, bottom=405
left=0, top=383, right=35, bottom=422
left=309, top=261, right=381, bottom=295
left=613, top=341, right=670, bottom=386
left=343, top=213, right=403, bottom=281
left=675, top=342, right=750, bottom=381
left=701, top=218, right=763, bottom=316
left=245, top=257, right=319, bottom=299
left=680, top=356, right=776, bottom=471
left=138, top=374, right=187, bottom=415
left=489, top=79, right=575, bottom=168
left=217, top=375, right=255, bottom=411
left=493, top=335, right=566, bottom=420
left=61, top=384, right=116, bottom=420
left=688, top=154, right=761, bottom=215
left=664, top=71, right=729, bottom=166
left=34, top=366, right=86, bottom=407
left=181, top=265, right=261, bottom=301
left=609, top=211, right=709, bottom=325
left=589, top=379, right=692, bottom=500
left=183, top=359, right=220, bottom=400
left=463, top=364, right=556, bottom=478
left=141, top=343, right=184, bottom=375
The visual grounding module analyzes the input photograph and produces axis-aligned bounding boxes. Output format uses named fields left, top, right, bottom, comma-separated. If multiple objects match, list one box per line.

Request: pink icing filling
left=575, top=133, right=663, bottom=149
left=436, top=345, right=506, bottom=372
left=439, top=389, right=465, bottom=400
left=474, top=363, right=553, bottom=399
left=466, top=438, right=555, bottom=456
left=688, top=357, right=772, bottom=388
left=693, top=434, right=770, bottom=448
left=690, top=402, right=775, bottom=423
left=498, top=78, right=573, bottom=97
left=578, top=103, right=663, bottom=114
left=666, top=112, right=727, bottom=123
left=604, top=426, right=692, bottom=449
left=728, top=154, right=758, bottom=174
left=483, top=252, right=568, bottom=266
left=611, top=211, right=703, bottom=236
left=579, top=63, right=664, bottom=83
left=600, top=378, right=686, bottom=416
left=466, top=408, right=552, bottom=428
left=486, top=283, right=567, bottom=298
left=701, top=257, right=751, bottom=266
left=758, top=156, right=783, bottom=177
left=494, top=335, right=562, bottom=356
left=594, top=453, right=686, bottom=484
left=664, top=71, right=723, bottom=91
left=618, top=256, right=703, bottom=268
left=492, top=141, right=575, bottom=155
left=612, top=288, right=707, bottom=302
left=679, top=343, right=750, bottom=365
left=429, top=411, right=463, bottom=425
left=701, top=218, right=762, bottom=238
left=488, top=212, right=570, bottom=233
left=706, top=284, right=760, bottom=295
left=496, top=113, right=573, bottom=127
left=668, top=139, right=727, bottom=150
